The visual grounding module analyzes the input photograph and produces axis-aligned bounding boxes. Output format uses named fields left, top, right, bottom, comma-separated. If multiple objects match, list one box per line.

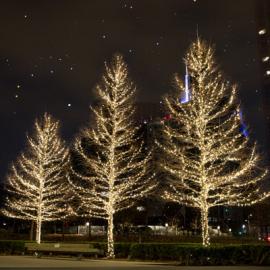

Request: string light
left=258, top=29, right=266, bottom=35
left=1, top=113, right=70, bottom=244
left=158, top=39, right=269, bottom=247
left=69, top=54, right=156, bottom=258
left=262, top=56, right=269, bottom=62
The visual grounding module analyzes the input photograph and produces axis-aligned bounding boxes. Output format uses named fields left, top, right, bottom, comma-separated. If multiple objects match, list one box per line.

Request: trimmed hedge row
left=129, top=243, right=270, bottom=265
left=0, top=240, right=25, bottom=254
left=92, top=242, right=270, bottom=265
left=43, top=234, right=262, bottom=244
left=0, top=240, right=269, bottom=265
left=92, top=242, right=131, bottom=258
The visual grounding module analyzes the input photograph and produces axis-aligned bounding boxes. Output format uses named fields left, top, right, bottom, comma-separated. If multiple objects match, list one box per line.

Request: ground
left=0, top=256, right=268, bottom=270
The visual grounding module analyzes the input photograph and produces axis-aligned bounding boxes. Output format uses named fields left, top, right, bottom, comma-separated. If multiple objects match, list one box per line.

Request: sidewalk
left=0, top=256, right=268, bottom=270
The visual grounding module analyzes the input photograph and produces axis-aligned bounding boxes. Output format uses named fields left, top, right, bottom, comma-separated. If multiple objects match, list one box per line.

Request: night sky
left=0, top=0, right=265, bottom=180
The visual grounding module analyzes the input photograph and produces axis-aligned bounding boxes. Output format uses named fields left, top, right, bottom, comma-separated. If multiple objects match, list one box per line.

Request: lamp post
left=165, top=223, right=169, bottom=235
left=86, top=221, right=91, bottom=240
left=247, top=213, right=252, bottom=236
left=136, top=206, right=146, bottom=243
left=241, top=224, right=246, bottom=244
left=217, top=225, right=221, bottom=236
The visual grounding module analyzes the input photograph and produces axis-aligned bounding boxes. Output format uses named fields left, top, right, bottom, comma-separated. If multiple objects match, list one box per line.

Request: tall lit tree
left=69, top=54, right=155, bottom=258
left=1, top=113, right=70, bottom=244
left=158, top=39, right=269, bottom=246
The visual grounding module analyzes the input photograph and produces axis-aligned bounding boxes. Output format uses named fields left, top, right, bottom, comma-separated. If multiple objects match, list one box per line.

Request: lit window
left=266, top=70, right=270, bottom=75
left=262, top=56, right=270, bottom=62
left=259, top=29, right=267, bottom=35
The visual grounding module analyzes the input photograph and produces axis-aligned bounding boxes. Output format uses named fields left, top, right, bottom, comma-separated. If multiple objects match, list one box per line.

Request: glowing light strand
left=1, top=113, right=70, bottom=244
left=69, top=54, right=156, bottom=258
left=158, top=39, right=269, bottom=247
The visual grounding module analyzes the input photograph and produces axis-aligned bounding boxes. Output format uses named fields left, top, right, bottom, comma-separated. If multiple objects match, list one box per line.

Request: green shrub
left=129, top=243, right=270, bottom=265
left=0, top=240, right=25, bottom=254
left=92, top=242, right=131, bottom=258
left=114, top=243, right=131, bottom=258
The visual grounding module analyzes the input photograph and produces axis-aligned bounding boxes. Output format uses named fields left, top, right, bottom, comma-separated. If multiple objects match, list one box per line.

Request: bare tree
left=69, top=54, right=155, bottom=257
left=158, top=39, right=269, bottom=246
left=2, top=113, right=70, bottom=243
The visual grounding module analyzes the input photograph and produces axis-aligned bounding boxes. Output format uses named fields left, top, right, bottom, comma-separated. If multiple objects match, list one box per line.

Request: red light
left=267, top=236, right=270, bottom=242
left=163, top=114, right=172, bottom=121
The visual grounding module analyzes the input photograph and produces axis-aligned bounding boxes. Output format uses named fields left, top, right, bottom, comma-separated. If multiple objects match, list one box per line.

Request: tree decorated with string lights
left=1, top=113, right=70, bottom=244
left=158, top=39, right=269, bottom=246
left=69, top=54, right=155, bottom=258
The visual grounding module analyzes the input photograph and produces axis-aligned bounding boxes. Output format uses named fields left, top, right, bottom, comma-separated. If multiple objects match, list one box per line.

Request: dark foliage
left=0, top=240, right=25, bottom=254
left=129, top=243, right=270, bottom=265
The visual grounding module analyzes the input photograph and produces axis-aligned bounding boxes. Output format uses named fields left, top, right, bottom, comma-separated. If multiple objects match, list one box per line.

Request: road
left=0, top=256, right=268, bottom=270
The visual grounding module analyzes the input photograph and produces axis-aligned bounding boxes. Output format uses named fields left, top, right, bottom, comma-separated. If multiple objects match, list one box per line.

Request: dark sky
left=0, top=0, right=265, bottom=180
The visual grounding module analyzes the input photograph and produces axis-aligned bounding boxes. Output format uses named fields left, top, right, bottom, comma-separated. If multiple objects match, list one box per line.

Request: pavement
left=0, top=256, right=269, bottom=270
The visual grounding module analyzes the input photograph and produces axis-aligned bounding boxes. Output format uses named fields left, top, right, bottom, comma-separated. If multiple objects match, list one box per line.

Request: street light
left=136, top=206, right=145, bottom=212
left=165, top=223, right=169, bottom=235
left=240, top=224, right=247, bottom=244
left=85, top=222, right=91, bottom=239
left=217, top=225, right=220, bottom=236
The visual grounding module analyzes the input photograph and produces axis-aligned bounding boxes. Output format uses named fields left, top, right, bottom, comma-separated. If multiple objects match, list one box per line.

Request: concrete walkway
left=0, top=256, right=268, bottom=269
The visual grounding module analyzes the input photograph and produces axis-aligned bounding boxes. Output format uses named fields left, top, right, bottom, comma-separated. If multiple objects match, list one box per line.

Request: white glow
left=262, top=56, right=269, bottom=62
left=258, top=29, right=266, bottom=35
left=136, top=206, right=145, bottom=212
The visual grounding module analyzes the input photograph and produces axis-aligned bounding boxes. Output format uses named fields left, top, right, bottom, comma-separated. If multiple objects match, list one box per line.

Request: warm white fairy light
left=158, top=39, right=269, bottom=247
left=69, top=54, right=155, bottom=258
left=1, top=113, right=70, bottom=244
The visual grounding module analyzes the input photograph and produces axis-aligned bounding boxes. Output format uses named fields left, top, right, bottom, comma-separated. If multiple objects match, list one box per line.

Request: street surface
left=0, top=256, right=268, bottom=270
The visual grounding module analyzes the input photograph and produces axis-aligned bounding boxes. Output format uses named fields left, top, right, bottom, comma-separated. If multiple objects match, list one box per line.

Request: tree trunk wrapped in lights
left=69, top=54, right=155, bottom=258
left=158, top=39, right=269, bottom=246
left=1, top=113, right=70, bottom=244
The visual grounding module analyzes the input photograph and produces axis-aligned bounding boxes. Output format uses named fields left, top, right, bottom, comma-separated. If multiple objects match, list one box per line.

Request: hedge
left=92, top=242, right=132, bottom=258
left=0, top=240, right=25, bottom=254
left=82, top=242, right=270, bottom=265
left=129, top=243, right=270, bottom=265
left=1, top=240, right=269, bottom=266
left=91, top=242, right=270, bottom=265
